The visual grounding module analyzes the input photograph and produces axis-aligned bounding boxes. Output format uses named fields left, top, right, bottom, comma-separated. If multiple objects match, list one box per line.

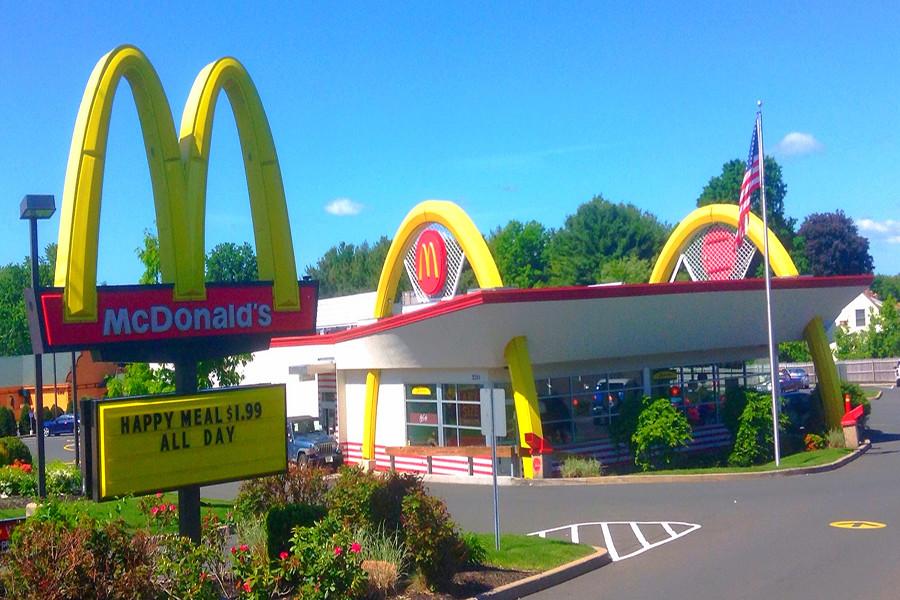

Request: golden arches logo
left=414, top=229, right=447, bottom=296
left=55, top=45, right=299, bottom=323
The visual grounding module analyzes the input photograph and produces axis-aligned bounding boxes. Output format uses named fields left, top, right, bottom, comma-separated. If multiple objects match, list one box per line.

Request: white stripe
left=570, top=524, right=580, bottom=544
left=599, top=523, right=620, bottom=561
left=630, top=522, right=650, bottom=549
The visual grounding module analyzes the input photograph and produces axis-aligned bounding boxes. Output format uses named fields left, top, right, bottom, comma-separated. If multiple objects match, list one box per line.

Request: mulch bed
left=394, top=566, right=533, bottom=599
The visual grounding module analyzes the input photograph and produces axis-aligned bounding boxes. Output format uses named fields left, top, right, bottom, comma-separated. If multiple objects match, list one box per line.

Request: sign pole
left=175, top=360, right=201, bottom=543
left=71, top=351, right=80, bottom=467
left=489, top=386, right=501, bottom=552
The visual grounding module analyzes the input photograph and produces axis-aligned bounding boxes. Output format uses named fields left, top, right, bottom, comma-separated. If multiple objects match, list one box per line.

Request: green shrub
left=0, top=465, right=36, bottom=497
left=233, top=463, right=328, bottom=518
left=721, top=387, right=749, bottom=436
left=609, top=395, right=649, bottom=452
left=266, top=503, right=327, bottom=559
left=0, top=407, right=16, bottom=437
left=287, top=516, right=368, bottom=599
left=400, top=488, right=467, bottom=589
left=17, top=406, right=30, bottom=436
left=728, top=391, right=789, bottom=467
left=326, top=466, right=385, bottom=529
left=49, top=405, right=64, bottom=420
left=46, top=461, right=83, bottom=496
left=460, top=531, right=487, bottom=566
left=804, top=433, right=826, bottom=451
left=0, top=516, right=158, bottom=598
left=559, top=455, right=603, bottom=478
left=632, top=398, right=693, bottom=471
left=0, top=444, right=7, bottom=467
left=0, top=437, right=32, bottom=465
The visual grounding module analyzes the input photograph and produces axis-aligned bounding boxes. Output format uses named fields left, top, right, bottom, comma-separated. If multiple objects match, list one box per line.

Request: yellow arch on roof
left=649, top=204, right=798, bottom=283
left=363, top=200, right=545, bottom=477
left=55, top=45, right=299, bottom=322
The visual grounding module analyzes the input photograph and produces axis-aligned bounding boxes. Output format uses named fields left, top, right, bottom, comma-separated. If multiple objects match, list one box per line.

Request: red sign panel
left=414, top=230, right=448, bottom=296
left=31, top=282, right=317, bottom=355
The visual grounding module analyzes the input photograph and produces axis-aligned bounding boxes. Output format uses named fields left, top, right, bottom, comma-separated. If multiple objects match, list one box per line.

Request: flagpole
left=757, top=100, right=781, bottom=466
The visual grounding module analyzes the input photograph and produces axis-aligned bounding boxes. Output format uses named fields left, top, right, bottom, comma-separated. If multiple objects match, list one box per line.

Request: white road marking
left=529, top=521, right=702, bottom=562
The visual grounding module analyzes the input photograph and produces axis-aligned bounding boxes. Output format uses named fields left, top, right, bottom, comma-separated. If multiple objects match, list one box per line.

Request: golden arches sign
left=55, top=45, right=299, bottom=323
left=363, top=200, right=545, bottom=478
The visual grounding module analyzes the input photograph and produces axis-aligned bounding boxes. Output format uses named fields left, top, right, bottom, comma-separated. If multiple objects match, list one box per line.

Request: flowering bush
left=804, top=433, right=827, bottom=451
left=154, top=514, right=231, bottom=600
left=46, top=460, right=82, bottom=495
left=0, top=464, right=36, bottom=497
left=0, top=436, right=32, bottom=467
left=234, top=463, right=328, bottom=518
left=287, top=516, right=367, bottom=599
left=139, top=492, right=179, bottom=532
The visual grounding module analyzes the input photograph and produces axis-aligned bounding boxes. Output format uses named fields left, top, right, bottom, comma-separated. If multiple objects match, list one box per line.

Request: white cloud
left=324, top=197, right=363, bottom=216
left=858, top=218, right=900, bottom=244
left=774, top=132, right=824, bottom=156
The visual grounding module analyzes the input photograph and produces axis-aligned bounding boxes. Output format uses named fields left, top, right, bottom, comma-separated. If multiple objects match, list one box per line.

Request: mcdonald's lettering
left=27, top=45, right=318, bottom=359
left=414, top=230, right=448, bottom=296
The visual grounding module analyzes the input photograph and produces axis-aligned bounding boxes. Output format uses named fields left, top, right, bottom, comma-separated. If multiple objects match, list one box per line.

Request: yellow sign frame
left=93, top=384, right=286, bottom=500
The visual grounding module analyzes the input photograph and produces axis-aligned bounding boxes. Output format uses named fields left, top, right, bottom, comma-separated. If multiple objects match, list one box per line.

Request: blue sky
left=2, top=2, right=898, bottom=282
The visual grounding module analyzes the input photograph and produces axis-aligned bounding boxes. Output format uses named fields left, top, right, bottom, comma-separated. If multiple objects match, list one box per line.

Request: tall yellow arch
left=362, top=200, right=545, bottom=477
left=650, top=204, right=842, bottom=429
left=55, top=45, right=299, bottom=323
left=649, top=204, right=798, bottom=283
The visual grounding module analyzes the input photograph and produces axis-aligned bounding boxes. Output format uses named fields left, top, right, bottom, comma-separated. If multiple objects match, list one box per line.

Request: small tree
left=0, top=407, right=17, bottom=437
left=631, top=399, right=693, bottom=471
left=18, top=405, right=31, bottom=435
left=728, top=391, right=789, bottom=467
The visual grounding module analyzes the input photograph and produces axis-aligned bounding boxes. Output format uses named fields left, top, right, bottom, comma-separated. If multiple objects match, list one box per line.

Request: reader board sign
left=28, top=281, right=318, bottom=358
left=93, top=385, right=286, bottom=500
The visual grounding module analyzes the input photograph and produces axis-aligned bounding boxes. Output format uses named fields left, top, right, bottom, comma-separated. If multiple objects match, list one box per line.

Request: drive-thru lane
left=429, top=386, right=900, bottom=600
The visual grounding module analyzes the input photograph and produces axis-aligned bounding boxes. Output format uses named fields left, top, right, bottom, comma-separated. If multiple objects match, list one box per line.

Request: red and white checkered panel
left=677, top=224, right=756, bottom=281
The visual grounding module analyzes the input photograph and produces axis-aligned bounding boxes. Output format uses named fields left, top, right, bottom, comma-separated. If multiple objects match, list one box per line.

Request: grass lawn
left=0, top=494, right=232, bottom=530
left=865, top=388, right=881, bottom=399
left=470, top=532, right=595, bottom=572
left=640, top=447, right=853, bottom=476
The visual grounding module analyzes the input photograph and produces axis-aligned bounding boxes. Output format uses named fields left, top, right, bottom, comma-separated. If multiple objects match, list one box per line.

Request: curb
left=514, top=441, right=871, bottom=486
left=469, top=547, right=611, bottom=600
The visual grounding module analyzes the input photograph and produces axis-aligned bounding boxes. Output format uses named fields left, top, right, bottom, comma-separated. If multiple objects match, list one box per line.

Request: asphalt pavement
left=429, top=385, right=900, bottom=600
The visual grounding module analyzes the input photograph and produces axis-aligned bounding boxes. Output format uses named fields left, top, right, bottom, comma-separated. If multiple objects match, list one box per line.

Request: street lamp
left=20, top=194, right=55, bottom=499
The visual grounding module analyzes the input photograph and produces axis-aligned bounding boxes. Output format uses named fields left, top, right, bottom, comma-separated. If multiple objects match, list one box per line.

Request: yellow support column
left=504, top=336, right=545, bottom=479
left=804, top=317, right=843, bottom=429
left=361, top=370, right=380, bottom=466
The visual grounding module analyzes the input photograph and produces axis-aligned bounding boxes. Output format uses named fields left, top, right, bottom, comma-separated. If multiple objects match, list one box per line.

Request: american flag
left=735, top=116, right=761, bottom=248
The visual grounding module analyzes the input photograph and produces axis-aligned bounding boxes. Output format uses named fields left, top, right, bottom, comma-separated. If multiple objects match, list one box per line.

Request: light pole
left=20, top=194, right=55, bottom=499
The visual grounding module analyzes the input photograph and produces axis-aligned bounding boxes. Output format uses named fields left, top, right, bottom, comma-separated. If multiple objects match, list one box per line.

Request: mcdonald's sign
left=414, top=229, right=448, bottom=296
left=26, top=45, right=317, bottom=361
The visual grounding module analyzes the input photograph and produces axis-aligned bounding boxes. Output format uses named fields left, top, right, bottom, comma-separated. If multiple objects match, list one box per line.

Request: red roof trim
left=270, top=275, right=872, bottom=348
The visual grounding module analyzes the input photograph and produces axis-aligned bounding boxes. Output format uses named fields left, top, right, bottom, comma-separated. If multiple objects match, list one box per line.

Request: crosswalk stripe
left=529, top=520, right=701, bottom=562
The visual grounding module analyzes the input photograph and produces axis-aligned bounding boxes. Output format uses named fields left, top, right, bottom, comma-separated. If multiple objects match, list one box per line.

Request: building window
left=855, top=309, right=866, bottom=328
left=404, top=383, right=516, bottom=447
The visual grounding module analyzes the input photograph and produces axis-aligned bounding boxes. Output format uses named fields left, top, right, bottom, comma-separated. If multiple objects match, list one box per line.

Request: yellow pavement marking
left=63, top=442, right=75, bottom=452
left=830, top=520, right=886, bottom=530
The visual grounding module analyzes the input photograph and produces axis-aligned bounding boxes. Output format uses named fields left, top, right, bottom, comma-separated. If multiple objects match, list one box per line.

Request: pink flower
left=242, top=581, right=251, bottom=593
left=168, top=504, right=177, bottom=512
left=158, top=504, right=167, bottom=513
left=240, top=544, right=249, bottom=552
left=230, top=546, right=237, bottom=555
left=333, top=545, right=343, bottom=556
left=155, top=492, right=163, bottom=498
left=279, top=551, right=289, bottom=560
left=350, top=542, right=361, bottom=554
left=150, top=506, right=159, bottom=516
left=199, top=572, right=208, bottom=582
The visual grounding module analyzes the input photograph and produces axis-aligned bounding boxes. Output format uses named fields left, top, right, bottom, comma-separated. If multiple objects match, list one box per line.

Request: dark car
left=758, top=369, right=803, bottom=394
left=781, top=391, right=813, bottom=432
left=286, top=416, right=342, bottom=467
left=786, top=367, right=810, bottom=389
left=43, top=414, right=78, bottom=437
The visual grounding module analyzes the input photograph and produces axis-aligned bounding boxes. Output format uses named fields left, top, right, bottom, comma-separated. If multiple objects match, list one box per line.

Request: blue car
left=43, top=414, right=78, bottom=437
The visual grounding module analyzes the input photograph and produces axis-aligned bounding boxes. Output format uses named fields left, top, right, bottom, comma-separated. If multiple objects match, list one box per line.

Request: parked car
left=786, top=367, right=810, bottom=389
left=757, top=369, right=803, bottom=394
left=43, top=414, right=78, bottom=437
left=286, top=415, right=342, bottom=467
left=781, top=391, right=813, bottom=432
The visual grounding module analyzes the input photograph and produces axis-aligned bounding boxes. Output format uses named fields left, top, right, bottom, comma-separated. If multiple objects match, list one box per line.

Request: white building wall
left=242, top=345, right=331, bottom=417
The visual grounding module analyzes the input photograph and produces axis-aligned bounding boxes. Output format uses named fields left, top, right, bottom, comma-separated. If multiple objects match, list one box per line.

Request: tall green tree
left=304, top=237, right=392, bottom=298
left=796, top=211, right=874, bottom=276
left=487, top=220, right=551, bottom=288
left=867, top=295, right=900, bottom=358
left=545, top=196, right=669, bottom=286
left=0, top=244, right=57, bottom=356
left=697, top=157, right=795, bottom=245
left=871, top=274, right=900, bottom=301
left=597, top=256, right=654, bottom=284
left=206, top=242, right=258, bottom=283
